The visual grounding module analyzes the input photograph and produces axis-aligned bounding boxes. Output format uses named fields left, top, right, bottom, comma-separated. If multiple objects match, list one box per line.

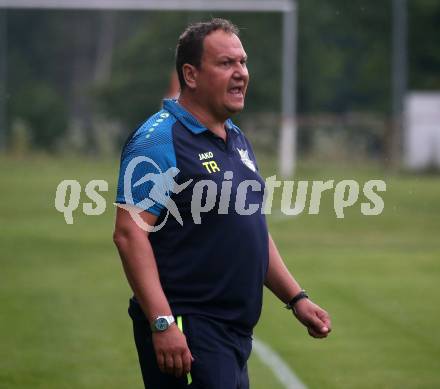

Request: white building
left=404, top=92, right=440, bottom=170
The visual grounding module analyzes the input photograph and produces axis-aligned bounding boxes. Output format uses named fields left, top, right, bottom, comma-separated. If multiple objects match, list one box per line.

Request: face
left=194, top=30, right=249, bottom=119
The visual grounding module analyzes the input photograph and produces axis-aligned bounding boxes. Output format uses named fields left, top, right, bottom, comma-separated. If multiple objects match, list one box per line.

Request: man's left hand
left=292, top=299, right=332, bottom=338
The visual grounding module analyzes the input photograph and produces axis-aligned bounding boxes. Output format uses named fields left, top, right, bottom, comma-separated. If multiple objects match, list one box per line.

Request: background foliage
left=4, top=1, right=440, bottom=153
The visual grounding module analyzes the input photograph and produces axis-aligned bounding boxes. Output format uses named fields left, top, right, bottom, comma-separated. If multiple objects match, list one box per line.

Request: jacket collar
left=163, top=99, right=240, bottom=135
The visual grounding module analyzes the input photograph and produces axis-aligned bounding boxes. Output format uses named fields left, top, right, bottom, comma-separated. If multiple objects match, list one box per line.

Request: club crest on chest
left=237, top=148, right=256, bottom=172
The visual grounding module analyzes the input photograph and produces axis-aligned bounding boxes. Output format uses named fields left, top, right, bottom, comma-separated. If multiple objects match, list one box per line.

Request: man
left=113, top=18, right=331, bottom=389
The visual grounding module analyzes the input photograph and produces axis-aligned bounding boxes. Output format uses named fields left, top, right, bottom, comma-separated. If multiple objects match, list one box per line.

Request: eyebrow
left=218, top=55, right=248, bottom=61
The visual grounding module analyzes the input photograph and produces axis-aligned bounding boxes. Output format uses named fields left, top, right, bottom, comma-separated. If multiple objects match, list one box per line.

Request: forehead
left=202, top=30, right=246, bottom=60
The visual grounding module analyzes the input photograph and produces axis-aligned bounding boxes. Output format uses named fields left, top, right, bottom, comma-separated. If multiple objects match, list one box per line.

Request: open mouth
left=228, top=86, right=244, bottom=97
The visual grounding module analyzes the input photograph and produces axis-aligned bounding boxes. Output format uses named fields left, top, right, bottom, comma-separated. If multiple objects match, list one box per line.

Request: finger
left=173, top=354, right=183, bottom=377
left=156, top=352, right=165, bottom=373
left=165, top=353, right=174, bottom=375
left=308, top=327, right=327, bottom=338
left=322, top=316, right=332, bottom=332
left=309, top=313, right=330, bottom=334
left=182, top=349, right=192, bottom=375
left=308, top=327, right=320, bottom=337
left=323, top=318, right=332, bottom=333
left=316, top=310, right=332, bottom=331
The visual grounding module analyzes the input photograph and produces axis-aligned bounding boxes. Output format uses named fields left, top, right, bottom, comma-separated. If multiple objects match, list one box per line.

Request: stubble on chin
left=226, top=102, right=245, bottom=115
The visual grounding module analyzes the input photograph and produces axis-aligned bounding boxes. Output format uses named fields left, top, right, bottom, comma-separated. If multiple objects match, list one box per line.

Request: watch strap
left=285, top=290, right=309, bottom=310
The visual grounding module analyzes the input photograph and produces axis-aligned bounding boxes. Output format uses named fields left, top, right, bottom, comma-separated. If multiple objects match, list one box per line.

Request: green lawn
left=1, top=156, right=439, bottom=388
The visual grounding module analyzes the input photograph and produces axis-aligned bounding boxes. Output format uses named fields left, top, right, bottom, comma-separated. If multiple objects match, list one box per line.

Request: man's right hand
left=152, top=324, right=194, bottom=378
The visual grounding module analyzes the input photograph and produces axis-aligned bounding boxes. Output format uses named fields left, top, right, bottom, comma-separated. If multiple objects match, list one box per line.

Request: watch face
left=155, top=318, right=168, bottom=331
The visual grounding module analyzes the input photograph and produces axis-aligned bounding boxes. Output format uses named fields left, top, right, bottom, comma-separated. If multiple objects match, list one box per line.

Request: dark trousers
left=128, top=298, right=252, bottom=389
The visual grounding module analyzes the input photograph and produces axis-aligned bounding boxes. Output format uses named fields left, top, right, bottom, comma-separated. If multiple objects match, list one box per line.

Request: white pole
left=279, top=0, right=297, bottom=177
left=0, top=10, right=6, bottom=151
left=391, top=0, right=407, bottom=168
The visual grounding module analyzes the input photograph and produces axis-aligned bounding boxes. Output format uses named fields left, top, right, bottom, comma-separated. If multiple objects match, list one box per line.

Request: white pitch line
left=253, top=337, right=308, bottom=389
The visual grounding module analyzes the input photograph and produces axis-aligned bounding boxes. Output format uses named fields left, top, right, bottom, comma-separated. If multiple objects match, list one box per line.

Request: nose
left=233, top=62, right=248, bottom=80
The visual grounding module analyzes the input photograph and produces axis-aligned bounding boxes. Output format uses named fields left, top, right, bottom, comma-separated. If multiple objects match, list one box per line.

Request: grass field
left=1, top=155, right=439, bottom=388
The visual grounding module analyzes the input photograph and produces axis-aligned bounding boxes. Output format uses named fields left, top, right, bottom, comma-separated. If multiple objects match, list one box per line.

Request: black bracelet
left=285, top=290, right=309, bottom=310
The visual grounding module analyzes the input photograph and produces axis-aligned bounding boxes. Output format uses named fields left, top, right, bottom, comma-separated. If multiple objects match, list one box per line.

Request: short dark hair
left=175, top=18, right=240, bottom=90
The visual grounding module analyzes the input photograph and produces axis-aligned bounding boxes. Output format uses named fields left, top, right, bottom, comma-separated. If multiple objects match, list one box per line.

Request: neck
left=178, top=92, right=227, bottom=139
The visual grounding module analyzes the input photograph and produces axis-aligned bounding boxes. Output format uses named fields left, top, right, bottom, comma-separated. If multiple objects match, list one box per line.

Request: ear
left=182, top=64, right=198, bottom=89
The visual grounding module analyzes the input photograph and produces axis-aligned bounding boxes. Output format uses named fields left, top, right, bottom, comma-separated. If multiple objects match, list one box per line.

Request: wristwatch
left=285, top=290, right=309, bottom=311
left=151, top=315, right=175, bottom=332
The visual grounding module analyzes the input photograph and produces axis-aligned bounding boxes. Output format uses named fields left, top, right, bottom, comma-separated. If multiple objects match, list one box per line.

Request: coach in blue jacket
left=113, top=18, right=331, bottom=389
